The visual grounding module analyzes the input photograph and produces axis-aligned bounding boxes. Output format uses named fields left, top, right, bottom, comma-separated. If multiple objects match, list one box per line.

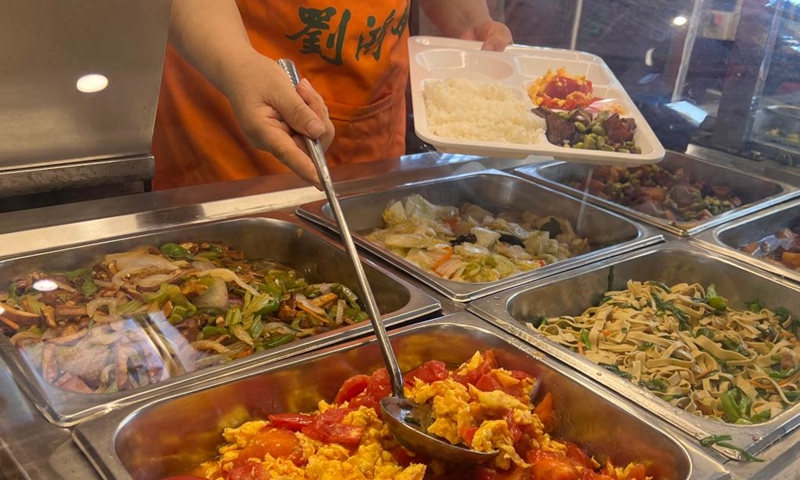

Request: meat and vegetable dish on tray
left=529, top=281, right=800, bottom=425
left=409, top=36, right=665, bottom=164
left=740, top=225, right=800, bottom=271
left=365, top=194, right=588, bottom=283
left=0, top=241, right=369, bottom=395
left=173, top=351, right=653, bottom=480
left=571, top=164, right=742, bottom=223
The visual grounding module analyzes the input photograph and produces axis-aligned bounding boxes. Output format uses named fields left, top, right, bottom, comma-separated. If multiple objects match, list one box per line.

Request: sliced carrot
left=431, top=247, right=454, bottom=270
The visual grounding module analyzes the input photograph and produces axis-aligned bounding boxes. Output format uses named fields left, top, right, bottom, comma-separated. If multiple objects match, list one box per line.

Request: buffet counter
left=3, top=151, right=800, bottom=480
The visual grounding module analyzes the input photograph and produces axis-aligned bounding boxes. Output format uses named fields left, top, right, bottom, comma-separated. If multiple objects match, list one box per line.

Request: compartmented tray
left=694, top=197, right=800, bottom=284
left=468, top=242, right=800, bottom=460
left=72, top=313, right=728, bottom=480
left=514, top=152, right=798, bottom=237
left=0, top=214, right=439, bottom=426
left=297, top=170, right=663, bottom=302
left=409, top=36, right=665, bottom=164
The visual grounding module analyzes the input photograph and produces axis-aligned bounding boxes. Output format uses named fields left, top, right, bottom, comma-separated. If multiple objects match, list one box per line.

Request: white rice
left=422, top=77, right=544, bottom=144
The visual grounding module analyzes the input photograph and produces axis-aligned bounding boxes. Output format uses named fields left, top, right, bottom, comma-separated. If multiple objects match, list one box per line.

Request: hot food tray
left=514, top=152, right=798, bottom=237
left=72, top=313, right=727, bottom=480
left=694, top=197, right=800, bottom=285
left=469, top=242, right=800, bottom=460
left=297, top=170, right=662, bottom=302
left=0, top=214, right=439, bottom=426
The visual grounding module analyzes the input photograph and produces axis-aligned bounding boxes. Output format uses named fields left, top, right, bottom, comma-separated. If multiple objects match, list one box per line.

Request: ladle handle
left=277, top=58, right=405, bottom=398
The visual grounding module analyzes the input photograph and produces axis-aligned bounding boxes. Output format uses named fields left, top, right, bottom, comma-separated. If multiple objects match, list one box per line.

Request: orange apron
left=152, top=0, right=411, bottom=189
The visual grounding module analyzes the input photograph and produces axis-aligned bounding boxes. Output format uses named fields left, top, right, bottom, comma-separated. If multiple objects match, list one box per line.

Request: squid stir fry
left=178, top=351, right=652, bottom=480
left=366, top=194, right=589, bottom=283
left=0, top=242, right=368, bottom=394
left=530, top=281, right=800, bottom=424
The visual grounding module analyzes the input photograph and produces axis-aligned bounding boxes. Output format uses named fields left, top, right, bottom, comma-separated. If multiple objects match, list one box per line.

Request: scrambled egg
left=191, top=351, right=649, bottom=480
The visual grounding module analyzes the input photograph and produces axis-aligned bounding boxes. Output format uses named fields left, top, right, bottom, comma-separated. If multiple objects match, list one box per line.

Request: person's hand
left=457, top=20, right=513, bottom=52
left=221, top=50, right=335, bottom=186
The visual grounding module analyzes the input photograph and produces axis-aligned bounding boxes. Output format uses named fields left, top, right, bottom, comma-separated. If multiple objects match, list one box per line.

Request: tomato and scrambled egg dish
left=527, top=68, right=597, bottom=111
left=181, top=351, right=651, bottom=480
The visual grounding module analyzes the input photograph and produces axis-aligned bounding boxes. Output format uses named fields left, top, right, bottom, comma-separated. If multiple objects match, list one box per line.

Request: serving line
left=0, top=150, right=795, bottom=479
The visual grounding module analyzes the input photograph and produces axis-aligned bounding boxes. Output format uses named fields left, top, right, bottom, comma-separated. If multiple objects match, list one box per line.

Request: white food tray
left=409, top=36, right=666, bottom=165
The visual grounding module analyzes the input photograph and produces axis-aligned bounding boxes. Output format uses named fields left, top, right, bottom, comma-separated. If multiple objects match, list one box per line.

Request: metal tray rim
left=515, top=158, right=800, bottom=237
left=296, top=169, right=665, bottom=302
left=467, top=241, right=800, bottom=460
left=0, top=214, right=440, bottom=427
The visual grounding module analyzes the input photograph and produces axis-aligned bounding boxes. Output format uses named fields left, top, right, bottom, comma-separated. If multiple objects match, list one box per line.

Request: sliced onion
left=109, top=251, right=178, bottom=272
left=9, top=330, right=42, bottom=346
left=87, top=297, right=119, bottom=317
left=335, top=299, right=345, bottom=324
left=194, top=269, right=259, bottom=297
left=193, top=277, right=229, bottom=310
left=190, top=339, right=230, bottom=353
left=230, top=324, right=254, bottom=346
left=191, top=260, right=216, bottom=271
left=295, top=293, right=326, bottom=316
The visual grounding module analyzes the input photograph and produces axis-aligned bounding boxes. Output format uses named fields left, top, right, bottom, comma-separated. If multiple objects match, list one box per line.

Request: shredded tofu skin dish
left=365, top=194, right=589, bottom=283
left=182, top=351, right=652, bottom=480
left=422, top=77, right=544, bottom=144
left=531, top=281, right=800, bottom=424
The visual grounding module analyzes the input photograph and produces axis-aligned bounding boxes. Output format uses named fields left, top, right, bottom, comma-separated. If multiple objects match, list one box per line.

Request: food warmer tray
left=694, top=197, right=800, bottom=286
left=0, top=213, right=440, bottom=427
left=514, top=152, right=799, bottom=237
left=297, top=170, right=663, bottom=302
left=468, top=242, right=800, bottom=461
left=72, top=312, right=728, bottom=480
left=408, top=36, right=665, bottom=165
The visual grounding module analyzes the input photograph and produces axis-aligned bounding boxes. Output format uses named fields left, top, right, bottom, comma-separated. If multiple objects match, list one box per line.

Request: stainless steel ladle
left=278, top=59, right=498, bottom=465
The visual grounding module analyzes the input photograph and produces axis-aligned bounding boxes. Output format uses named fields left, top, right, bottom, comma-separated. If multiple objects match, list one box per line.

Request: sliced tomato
left=475, top=369, right=534, bottom=401
left=533, top=392, right=556, bottom=433
left=267, top=413, right=314, bottom=431
left=389, top=446, right=416, bottom=467
left=234, top=426, right=303, bottom=467
left=624, top=464, right=647, bottom=480
left=349, top=368, right=391, bottom=413
left=403, top=360, right=448, bottom=386
left=528, top=450, right=581, bottom=480
left=226, top=461, right=270, bottom=480
left=563, top=441, right=593, bottom=469
left=301, top=407, right=364, bottom=445
left=503, top=411, right=523, bottom=443
left=333, top=374, right=370, bottom=404
left=453, top=350, right=499, bottom=386
left=459, top=426, right=478, bottom=446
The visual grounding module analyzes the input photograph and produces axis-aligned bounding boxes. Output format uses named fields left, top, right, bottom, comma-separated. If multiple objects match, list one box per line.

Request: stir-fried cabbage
left=366, top=195, right=590, bottom=283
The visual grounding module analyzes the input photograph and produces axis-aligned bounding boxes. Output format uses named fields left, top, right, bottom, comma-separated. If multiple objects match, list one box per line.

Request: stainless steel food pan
left=514, top=152, right=797, bottom=237
left=72, top=313, right=728, bottom=480
left=297, top=170, right=662, bottom=302
left=469, top=242, right=800, bottom=460
left=694, top=197, right=800, bottom=285
left=0, top=214, right=440, bottom=427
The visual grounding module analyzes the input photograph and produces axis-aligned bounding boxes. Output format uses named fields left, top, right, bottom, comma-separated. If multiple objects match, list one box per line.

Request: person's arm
left=167, top=0, right=334, bottom=185
left=418, top=0, right=512, bottom=51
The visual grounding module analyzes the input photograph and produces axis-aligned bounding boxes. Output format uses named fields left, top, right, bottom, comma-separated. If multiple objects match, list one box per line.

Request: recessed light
left=76, top=74, right=109, bottom=93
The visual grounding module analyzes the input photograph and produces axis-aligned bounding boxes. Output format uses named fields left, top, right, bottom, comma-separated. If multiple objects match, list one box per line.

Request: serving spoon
left=277, top=59, right=497, bottom=465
